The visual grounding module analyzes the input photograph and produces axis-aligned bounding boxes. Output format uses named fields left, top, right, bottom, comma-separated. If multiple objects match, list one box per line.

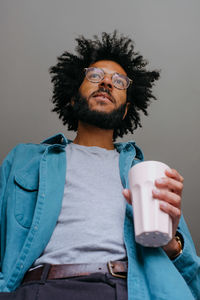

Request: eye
left=88, top=72, right=101, bottom=80
left=116, top=79, right=125, bottom=86
left=114, top=77, right=126, bottom=88
left=86, top=68, right=104, bottom=82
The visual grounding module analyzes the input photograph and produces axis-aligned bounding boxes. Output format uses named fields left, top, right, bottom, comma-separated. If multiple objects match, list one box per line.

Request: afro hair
left=50, top=31, right=160, bottom=140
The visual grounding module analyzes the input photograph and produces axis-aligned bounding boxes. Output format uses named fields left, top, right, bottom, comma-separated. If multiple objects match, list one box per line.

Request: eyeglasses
left=84, top=67, right=132, bottom=90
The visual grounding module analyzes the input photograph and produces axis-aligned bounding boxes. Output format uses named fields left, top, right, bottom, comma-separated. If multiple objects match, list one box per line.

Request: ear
left=122, top=102, right=130, bottom=120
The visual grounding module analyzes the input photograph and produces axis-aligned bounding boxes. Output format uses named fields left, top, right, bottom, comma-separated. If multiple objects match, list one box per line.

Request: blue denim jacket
left=0, top=133, right=199, bottom=299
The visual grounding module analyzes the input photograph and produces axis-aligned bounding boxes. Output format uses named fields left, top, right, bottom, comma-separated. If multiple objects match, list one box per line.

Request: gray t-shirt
left=34, top=143, right=127, bottom=265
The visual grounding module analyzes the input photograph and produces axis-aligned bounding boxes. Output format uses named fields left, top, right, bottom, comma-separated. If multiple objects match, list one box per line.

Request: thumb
left=122, top=189, right=132, bottom=205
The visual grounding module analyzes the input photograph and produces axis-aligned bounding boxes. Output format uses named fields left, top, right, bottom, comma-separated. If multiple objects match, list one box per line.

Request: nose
left=98, top=74, right=113, bottom=90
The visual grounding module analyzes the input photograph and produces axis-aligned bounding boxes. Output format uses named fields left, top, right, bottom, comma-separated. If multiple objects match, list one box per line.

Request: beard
left=71, top=91, right=127, bottom=130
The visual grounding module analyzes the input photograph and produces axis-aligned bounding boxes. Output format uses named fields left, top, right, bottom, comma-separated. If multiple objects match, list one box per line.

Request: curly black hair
left=50, top=31, right=160, bottom=140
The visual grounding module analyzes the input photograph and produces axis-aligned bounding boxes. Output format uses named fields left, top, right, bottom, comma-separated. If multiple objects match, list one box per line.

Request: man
left=0, top=31, right=199, bottom=299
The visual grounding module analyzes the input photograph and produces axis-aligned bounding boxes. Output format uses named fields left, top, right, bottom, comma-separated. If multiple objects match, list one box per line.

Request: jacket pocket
left=14, top=174, right=38, bottom=228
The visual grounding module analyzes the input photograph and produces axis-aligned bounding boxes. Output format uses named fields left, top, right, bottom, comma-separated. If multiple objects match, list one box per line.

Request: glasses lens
left=85, top=68, right=104, bottom=83
left=112, top=73, right=130, bottom=89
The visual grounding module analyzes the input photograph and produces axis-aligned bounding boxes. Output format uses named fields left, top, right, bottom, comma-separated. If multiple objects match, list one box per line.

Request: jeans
left=0, top=272, right=128, bottom=300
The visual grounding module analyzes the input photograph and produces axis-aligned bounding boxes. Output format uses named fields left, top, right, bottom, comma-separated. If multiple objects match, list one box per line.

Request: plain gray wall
left=0, top=0, right=199, bottom=254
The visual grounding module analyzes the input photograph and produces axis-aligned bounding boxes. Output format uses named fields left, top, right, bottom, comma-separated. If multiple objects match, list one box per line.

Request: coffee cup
left=128, top=161, right=172, bottom=247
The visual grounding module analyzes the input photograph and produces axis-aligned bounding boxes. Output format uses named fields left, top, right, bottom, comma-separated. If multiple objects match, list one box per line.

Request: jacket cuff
left=172, top=230, right=199, bottom=284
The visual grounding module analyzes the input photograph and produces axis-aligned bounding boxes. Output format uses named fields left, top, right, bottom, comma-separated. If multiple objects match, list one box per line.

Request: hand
left=152, top=168, right=184, bottom=239
left=152, top=168, right=184, bottom=257
left=122, top=168, right=184, bottom=257
left=122, top=168, right=184, bottom=227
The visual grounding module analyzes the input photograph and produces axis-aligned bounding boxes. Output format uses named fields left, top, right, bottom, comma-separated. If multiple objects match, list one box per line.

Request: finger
left=155, top=177, right=183, bottom=195
left=159, top=200, right=181, bottom=221
left=122, top=189, right=132, bottom=205
left=152, top=188, right=181, bottom=208
left=165, top=168, right=184, bottom=183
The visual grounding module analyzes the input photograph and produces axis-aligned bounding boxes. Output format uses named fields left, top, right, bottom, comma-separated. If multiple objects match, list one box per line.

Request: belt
left=23, top=261, right=128, bottom=283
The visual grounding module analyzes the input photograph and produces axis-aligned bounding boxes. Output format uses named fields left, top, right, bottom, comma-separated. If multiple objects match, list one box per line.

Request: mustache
left=89, top=87, right=116, bottom=103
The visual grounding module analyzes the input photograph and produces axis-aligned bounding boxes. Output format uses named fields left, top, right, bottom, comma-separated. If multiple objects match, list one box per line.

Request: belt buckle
left=107, top=261, right=126, bottom=279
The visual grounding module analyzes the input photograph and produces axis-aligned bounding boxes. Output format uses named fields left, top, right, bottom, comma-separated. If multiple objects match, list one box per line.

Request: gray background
left=0, top=0, right=199, bottom=254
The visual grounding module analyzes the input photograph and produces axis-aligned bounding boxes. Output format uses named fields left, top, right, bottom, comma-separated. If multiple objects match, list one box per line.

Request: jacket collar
left=42, top=133, right=143, bottom=160
left=114, top=141, right=143, bottom=161
left=42, top=133, right=68, bottom=146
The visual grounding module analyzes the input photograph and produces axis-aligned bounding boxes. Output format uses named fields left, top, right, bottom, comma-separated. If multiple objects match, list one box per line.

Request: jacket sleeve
left=0, top=147, right=17, bottom=291
left=173, top=215, right=200, bottom=299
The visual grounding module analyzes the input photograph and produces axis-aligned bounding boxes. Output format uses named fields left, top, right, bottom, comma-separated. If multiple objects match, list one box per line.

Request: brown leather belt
left=23, top=261, right=128, bottom=283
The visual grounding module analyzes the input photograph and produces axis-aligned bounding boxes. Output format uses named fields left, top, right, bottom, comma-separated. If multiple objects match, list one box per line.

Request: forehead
left=90, top=60, right=127, bottom=76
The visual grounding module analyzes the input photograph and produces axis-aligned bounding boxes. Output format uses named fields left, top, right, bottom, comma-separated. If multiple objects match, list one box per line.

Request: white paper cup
left=129, top=161, right=172, bottom=247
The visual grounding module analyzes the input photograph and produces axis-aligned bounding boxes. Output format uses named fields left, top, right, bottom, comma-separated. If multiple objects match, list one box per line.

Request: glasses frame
left=84, top=67, right=133, bottom=90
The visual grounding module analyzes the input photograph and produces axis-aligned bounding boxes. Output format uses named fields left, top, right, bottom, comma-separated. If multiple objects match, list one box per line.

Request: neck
left=73, top=121, right=115, bottom=150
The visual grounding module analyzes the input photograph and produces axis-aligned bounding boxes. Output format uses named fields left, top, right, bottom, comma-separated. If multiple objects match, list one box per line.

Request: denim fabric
left=0, top=133, right=199, bottom=299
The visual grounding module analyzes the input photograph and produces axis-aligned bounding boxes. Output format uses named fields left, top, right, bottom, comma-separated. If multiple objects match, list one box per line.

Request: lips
left=92, top=92, right=113, bottom=103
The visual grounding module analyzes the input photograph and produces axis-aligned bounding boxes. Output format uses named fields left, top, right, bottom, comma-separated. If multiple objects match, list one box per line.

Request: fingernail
left=166, top=168, right=173, bottom=174
left=160, top=201, right=167, bottom=208
left=153, top=188, right=160, bottom=195
left=156, top=179, right=164, bottom=184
